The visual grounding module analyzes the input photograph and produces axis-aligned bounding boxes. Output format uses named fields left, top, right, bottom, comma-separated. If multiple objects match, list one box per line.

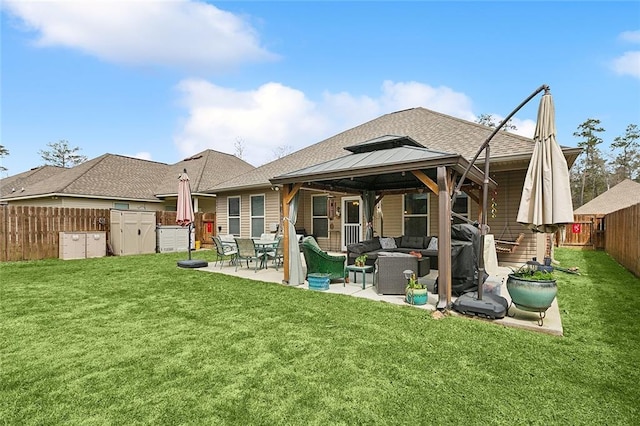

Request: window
left=250, top=195, right=265, bottom=238
left=312, top=195, right=329, bottom=238
left=452, top=192, right=470, bottom=224
left=114, top=202, right=129, bottom=210
left=403, top=193, right=429, bottom=236
left=228, top=196, right=240, bottom=236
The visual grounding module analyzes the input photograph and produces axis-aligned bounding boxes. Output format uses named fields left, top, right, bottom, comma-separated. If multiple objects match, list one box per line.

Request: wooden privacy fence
left=0, top=207, right=212, bottom=262
left=605, top=203, right=640, bottom=277
left=558, top=214, right=605, bottom=249
left=0, top=206, right=110, bottom=262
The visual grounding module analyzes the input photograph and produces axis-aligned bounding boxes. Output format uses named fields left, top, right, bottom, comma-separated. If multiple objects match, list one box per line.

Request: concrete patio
left=193, top=250, right=563, bottom=336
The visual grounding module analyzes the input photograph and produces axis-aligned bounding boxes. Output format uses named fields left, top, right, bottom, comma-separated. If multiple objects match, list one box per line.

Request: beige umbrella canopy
left=517, top=89, right=574, bottom=233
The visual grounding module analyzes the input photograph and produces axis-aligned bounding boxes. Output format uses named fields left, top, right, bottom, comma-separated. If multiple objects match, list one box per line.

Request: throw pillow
left=380, top=237, right=397, bottom=249
left=427, top=237, right=438, bottom=251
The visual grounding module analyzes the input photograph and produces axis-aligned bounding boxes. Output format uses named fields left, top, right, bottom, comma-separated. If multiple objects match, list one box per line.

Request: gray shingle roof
left=0, top=166, right=66, bottom=198
left=574, top=179, right=640, bottom=215
left=155, top=150, right=255, bottom=195
left=210, top=107, right=542, bottom=192
left=1, top=150, right=255, bottom=202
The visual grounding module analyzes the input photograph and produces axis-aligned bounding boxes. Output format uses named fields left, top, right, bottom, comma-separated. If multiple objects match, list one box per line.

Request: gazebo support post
left=437, top=166, right=452, bottom=310
left=282, top=184, right=291, bottom=284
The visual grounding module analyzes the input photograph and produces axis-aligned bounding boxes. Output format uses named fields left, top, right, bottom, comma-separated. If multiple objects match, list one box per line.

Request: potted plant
left=506, top=264, right=557, bottom=326
left=354, top=254, right=368, bottom=267
left=405, top=273, right=428, bottom=305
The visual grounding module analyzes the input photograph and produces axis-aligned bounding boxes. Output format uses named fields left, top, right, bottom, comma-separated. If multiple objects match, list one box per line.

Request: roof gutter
left=0, top=193, right=164, bottom=203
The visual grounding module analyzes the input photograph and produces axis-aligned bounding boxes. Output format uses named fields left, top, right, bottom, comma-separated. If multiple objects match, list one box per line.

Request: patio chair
left=234, top=238, right=262, bottom=273
left=212, top=236, right=237, bottom=269
left=301, top=236, right=346, bottom=282
left=265, top=237, right=285, bottom=270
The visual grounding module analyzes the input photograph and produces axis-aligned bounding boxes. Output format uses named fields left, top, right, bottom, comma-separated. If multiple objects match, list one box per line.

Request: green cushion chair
left=301, top=236, right=346, bottom=282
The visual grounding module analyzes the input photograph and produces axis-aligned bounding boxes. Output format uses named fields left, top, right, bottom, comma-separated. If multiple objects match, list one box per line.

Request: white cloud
left=132, top=151, right=153, bottom=161
left=611, top=51, right=640, bottom=79
left=174, top=80, right=330, bottom=165
left=174, top=80, right=479, bottom=166
left=509, top=118, right=536, bottom=139
left=611, top=30, right=640, bottom=79
left=3, top=0, right=276, bottom=72
left=619, top=30, right=640, bottom=43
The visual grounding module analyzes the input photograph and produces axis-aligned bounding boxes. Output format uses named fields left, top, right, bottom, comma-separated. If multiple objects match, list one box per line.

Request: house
left=209, top=107, right=581, bottom=266
left=574, top=179, right=640, bottom=215
left=0, top=150, right=255, bottom=213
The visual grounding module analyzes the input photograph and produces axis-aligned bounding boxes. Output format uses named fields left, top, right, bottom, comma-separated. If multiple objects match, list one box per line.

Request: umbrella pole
left=448, top=84, right=549, bottom=300
left=188, top=223, right=192, bottom=260
left=477, top=144, right=490, bottom=300
left=451, top=84, right=549, bottom=207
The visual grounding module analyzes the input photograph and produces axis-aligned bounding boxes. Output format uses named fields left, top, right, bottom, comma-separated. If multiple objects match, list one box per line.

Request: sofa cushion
left=361, top=238, right=382, bottom=252
left=347, top=243, right=366, bottom=255
left=427, top=236, right=438, bottom=251
left=401, top=235, right=424, bottom=249
left=380, top=237, right=397, bottom=249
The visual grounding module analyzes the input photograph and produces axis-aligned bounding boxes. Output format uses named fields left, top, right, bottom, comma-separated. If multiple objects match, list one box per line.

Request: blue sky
left=1, top=1, right=639, bottom=176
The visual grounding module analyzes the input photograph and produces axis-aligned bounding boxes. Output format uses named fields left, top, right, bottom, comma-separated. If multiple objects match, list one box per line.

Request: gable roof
left=155, top=150, right=255, bottom=196
left=1, top=150, right=255, bottom=203
left=210, top=107, right=580, bottom=192
left=574, top=179, right=640, bottom=215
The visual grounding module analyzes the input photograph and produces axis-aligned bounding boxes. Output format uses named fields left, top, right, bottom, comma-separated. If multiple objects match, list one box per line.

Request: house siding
left=485, top=170, right=538, bottom=266
left=216, top=190, right=280, bottom=237
left=5, top=197, right=161, bottom=210
left=218, top=170, right=542, bottom=266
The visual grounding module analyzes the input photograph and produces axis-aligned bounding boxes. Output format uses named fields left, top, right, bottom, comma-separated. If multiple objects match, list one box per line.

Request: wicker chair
left=301, top=236, right=346, bottom=282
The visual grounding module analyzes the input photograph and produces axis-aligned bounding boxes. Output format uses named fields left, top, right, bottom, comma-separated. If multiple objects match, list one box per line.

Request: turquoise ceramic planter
left=405, top=288, right=428, bottom=305
left=506, top=274, right=557, bottom=312
left=308, top=273, right=330, bottom=291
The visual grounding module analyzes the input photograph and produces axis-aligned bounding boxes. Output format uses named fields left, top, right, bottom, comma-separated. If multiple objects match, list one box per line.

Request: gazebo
left=269, top=135, right=496, bottom=310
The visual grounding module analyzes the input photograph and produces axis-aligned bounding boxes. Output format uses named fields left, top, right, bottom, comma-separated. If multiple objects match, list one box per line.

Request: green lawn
left=1, top=249, right=638, bottom=425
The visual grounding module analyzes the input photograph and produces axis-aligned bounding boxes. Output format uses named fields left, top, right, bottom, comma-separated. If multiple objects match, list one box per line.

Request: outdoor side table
left=345, top=264, right=374, bottom=289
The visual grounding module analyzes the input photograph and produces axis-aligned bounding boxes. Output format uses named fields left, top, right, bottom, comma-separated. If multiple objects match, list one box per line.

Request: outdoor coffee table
left=345, top=264, right=374, bottom=289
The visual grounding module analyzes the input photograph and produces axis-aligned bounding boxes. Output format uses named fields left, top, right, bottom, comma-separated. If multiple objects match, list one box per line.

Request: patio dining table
left=252, top=239, right=280, bottom=269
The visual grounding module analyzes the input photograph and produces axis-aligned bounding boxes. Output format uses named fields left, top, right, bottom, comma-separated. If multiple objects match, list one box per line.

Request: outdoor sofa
left=347, top=235, right=439, bottom=270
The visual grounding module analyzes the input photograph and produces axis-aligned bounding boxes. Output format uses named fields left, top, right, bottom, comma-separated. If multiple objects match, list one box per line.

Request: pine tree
left=610, top=124, right=640, bottom=183
left=0, top=145, right=8, bottom=173
left=38, top=140, right=87, bottom=168
left=572, top=119, right=607, bottom=206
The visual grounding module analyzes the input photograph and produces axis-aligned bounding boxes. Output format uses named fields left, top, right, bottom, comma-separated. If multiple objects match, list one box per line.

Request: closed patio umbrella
left=517, top=88, right=574, bottom=233
left=176, top=170, right=194, bottom=229
left=176, top=169, right=207, bottom=268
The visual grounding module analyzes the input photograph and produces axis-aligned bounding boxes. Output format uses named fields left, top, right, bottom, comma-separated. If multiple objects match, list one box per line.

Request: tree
left=475, top=113, right=517, bottom=132
left=610, top=124, right=640, bottom=184
left=572, top=119, right=607, bottom=206
left=233, top=137, right=245, bottom=160
left=39, top=140, right=87, bottom=168
left=272, top=145, right=293, bottom=160
left=0, top=144, right=8, bottom=173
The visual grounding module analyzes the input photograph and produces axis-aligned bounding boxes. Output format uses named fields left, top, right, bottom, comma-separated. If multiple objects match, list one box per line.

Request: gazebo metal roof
left=270, top=135, right=495, bottom=193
